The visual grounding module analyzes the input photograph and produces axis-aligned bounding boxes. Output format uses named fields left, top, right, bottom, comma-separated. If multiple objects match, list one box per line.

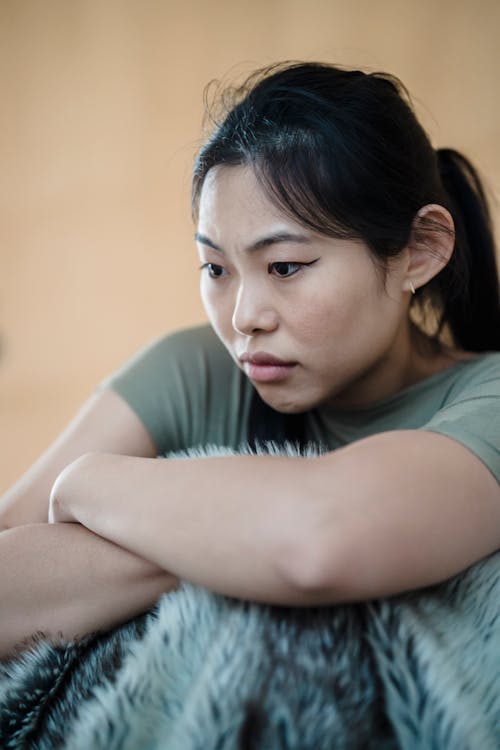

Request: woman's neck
left=325, top=323, right=475, bottom=412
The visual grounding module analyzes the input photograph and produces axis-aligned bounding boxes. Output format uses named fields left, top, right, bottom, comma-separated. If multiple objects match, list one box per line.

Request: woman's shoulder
left=105, top=324, right=233, bottom=379
left=418, top=350, right=500, bottom=483
left=441, top=349, right=500, bottom=396
left=99, top=324, right=249, bottom=454
left=99, top=323, right=241, bottom=416
left=146, top=322, right=227, bottom=356
left=160, top=323, right=240, bottom=378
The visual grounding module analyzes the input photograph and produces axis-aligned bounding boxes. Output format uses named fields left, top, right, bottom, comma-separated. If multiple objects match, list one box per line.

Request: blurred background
left=1, top=0, right=499, bottom=491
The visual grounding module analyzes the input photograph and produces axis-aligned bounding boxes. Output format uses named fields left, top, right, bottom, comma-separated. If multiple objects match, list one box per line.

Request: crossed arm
left=2, top=388, right=499, bottom=659
left=49, top=429, right=500, bottom=605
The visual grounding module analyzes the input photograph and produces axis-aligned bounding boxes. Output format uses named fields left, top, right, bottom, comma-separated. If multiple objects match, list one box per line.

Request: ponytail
left=432, top=148, right=500, bottom=351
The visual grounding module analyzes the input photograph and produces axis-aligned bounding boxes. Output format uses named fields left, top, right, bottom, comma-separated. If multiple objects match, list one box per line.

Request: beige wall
left=1, top=0, right=499, bottom=491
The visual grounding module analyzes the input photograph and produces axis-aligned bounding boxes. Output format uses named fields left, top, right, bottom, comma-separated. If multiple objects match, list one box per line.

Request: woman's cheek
left=200, top=282, right=219, bottom=322
left=297, top=288, right=362, bottom=342
left=201, top=284, right=232, bottom=338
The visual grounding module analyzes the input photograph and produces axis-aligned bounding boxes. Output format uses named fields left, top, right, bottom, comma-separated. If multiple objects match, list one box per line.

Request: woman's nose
left=231, top=283, right=279, bottom=335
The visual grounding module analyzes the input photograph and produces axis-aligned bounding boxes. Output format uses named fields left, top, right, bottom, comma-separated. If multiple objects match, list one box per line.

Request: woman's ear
left=403, top=204, right=455, bottom=294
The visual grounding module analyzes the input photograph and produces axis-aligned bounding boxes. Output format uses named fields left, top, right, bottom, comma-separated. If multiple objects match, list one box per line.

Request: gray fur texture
left=1, top=443, right=499, bottom=749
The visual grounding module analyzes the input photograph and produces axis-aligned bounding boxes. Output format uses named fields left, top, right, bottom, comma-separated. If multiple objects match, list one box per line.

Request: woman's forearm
left=48, top=439, right=500, bottom=608
left=0, top=523, right=178, bottom=659
left=49, top=452, right=319, bottom=604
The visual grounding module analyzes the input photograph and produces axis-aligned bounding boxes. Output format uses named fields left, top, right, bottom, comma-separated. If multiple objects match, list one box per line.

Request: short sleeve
left=421, top=354, right=500, bottom=482
left=96, top=324, right=253, bottom=455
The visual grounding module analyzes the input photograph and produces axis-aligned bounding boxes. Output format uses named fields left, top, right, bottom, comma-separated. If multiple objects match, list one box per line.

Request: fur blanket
left=1, top=444, right=499, bottom=750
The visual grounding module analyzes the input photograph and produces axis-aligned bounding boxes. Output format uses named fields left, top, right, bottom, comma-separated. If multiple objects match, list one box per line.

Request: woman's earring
left=409, top=281, right=416, bottom=295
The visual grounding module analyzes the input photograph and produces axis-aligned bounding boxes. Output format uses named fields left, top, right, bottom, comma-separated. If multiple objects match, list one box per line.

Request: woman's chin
left=254, top=385, right=315, bottom=414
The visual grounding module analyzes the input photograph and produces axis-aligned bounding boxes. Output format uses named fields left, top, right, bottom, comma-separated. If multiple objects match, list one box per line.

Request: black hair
left=192, top=62, right=500, bottom=352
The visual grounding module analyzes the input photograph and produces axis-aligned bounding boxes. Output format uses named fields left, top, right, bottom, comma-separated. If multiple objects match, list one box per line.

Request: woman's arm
left=0, top=522, right=177, bottom=659
left=49, top=430, right=500, bottom=605
left=0, top=388, right=157, bottom=530
left=0, top=388, right=178, bottom=659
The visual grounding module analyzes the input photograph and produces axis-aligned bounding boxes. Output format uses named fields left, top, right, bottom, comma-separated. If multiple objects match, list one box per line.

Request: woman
left=1, top=62, right=499, bottom=657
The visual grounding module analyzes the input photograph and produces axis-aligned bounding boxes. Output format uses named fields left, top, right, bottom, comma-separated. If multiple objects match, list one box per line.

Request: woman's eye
left=269, top=260, right=319, bottom=277
left=269, top=262, right=302, bottom=277
left=200, top=263, right=227, bottom=279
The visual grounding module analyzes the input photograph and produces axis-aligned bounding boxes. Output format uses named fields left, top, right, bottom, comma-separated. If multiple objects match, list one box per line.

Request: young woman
left=1, top=62, right=499, bottom=658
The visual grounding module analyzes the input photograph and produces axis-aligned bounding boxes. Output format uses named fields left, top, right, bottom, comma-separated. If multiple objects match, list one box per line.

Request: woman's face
left=196, top=165, right=412, bottom=413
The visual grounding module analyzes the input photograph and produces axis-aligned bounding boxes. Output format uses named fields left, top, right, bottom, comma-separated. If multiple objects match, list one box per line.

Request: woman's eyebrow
left=194, top=231, right=313, bottom=254
left=195, top=233, right=223, bottom=252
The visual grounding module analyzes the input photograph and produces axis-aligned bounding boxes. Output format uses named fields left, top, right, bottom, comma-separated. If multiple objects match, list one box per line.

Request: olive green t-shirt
left=98, top=324, right=500, bottom=482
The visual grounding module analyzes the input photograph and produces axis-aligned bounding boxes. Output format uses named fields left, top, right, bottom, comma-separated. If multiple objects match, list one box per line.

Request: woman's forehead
left=198, top=165, right=311, bottom=237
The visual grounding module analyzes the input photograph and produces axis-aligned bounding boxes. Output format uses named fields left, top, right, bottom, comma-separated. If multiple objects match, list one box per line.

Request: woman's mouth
left=239, top=352, right=297, bottom=383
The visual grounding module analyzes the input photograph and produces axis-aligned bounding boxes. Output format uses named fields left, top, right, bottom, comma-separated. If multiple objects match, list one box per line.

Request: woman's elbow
left=275, top=519, right=347, bottom=605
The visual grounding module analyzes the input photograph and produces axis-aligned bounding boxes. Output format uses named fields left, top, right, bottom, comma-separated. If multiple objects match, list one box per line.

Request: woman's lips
left=239, top=352, right=297, bottom=383
left=245, top=362, right=297, bottom=382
